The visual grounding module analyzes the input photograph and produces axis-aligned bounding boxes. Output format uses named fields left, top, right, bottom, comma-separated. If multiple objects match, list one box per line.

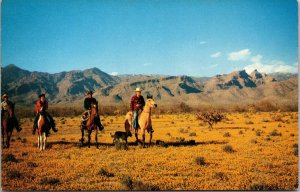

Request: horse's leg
left=134, top=129, right=139, bottom=144
left=88, top=130, right=91, bottom=148
left=81, top=127, right=85, bottom=146
left=149, top=132, right=153, bottom=147
left=38, top=135, right=42, bottom=150
left=42, top=132, right=47, bottom=150
left=95, top=128, right=98, bottom=149
left=141, top=129, right=146, bottom=148
left=2, top=125, right=5, bottom=148
left=6, top=130, right=13, bottom=148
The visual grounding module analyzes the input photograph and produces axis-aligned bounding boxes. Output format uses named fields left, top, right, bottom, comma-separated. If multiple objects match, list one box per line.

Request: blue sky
left=2, top=0, right=298, bottom=76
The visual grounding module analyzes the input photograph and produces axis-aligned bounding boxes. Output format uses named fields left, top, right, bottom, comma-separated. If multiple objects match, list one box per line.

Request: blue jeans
left=132, top=110, right=139, bottom=129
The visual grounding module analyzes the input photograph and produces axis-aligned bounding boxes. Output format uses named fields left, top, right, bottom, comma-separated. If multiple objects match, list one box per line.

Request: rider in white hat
left=1, top=94, right=22, bottom=132
left=129, top=87, right=145, bottom=136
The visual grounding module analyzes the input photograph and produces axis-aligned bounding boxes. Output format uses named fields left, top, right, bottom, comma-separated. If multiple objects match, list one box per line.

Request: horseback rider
left=32, top=94, right=58, bottom=135
left=1, top=94, right=22, bottom=132
left=130, top=87, right=145, bottom=130
left=81, top=90, right=103, bottom=130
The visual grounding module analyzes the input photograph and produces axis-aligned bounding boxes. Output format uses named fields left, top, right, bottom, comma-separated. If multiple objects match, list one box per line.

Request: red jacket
left=130, top=95, right=145, bottom=111
left=35, top=100, right=48, bottom=114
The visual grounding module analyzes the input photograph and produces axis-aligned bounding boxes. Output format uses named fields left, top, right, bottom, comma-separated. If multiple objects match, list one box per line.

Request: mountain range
left=1, top=64, right=298, bottom=108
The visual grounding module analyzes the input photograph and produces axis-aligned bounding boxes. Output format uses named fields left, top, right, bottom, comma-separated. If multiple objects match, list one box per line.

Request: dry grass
left=1, top=112, right=298, bottom=190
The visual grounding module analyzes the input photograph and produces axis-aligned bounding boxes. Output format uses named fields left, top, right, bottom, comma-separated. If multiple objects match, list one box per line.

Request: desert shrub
left=189, top=132, right=197, bottom=137
left=290, top=133, right=295, bottom=137
left=40, top=177, right=60, bottom=186
left=175, top=137, right=185, bottom=142
left=21, top=152, right=28, bottom=156
left=213, top=172, right=228, bottom=181
left=238, top=130, right=244, bottom=135
left=293, top=144, right=298, bottom=156
left=196, top=111, right=225, bottom=128
left=261, top=118, right=270, bottom=122
left=195, top=156, right=206, bottom=166
left=223, top=145, right=234, bottom=153
left=269, top=129, right=282, bottom=137
left=265, top=137, right=271, bottom=141
left=223, top=132, right=231, bottom=137
left=277, top=123, right=282, bottom=128
left=249, top=183, right=280, bottom=190
left=166, top=133, right=171, bottom=137
left=245, top=120, right=254, bottom=125
left=114, top=140, right=128, bottom=150
left=6, top=170, right=23, bottom=179
left=255, top=130, right=263, bottom=136
left=27, top=162, right=38, bottom=168
left=121, top=175, right=134, bottom=190
left=178, top=128, right=188, bottom=134
left=98, top=168, right=114, bottom=177
left=3, top=154, right=18, bottom=163
left=250, top=139, right=258, bottom=144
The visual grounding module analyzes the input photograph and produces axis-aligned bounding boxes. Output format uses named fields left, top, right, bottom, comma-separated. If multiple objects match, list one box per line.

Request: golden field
left=1, top=112, right=298, bottom=190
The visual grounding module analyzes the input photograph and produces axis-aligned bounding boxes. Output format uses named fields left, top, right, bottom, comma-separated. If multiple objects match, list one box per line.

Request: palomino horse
left=37, top=107, right=51, bottom=150
left=81, top=103, right=103, bottom=148
left=1, top=103, right=14, bottom=148
left=125, top=95, right=157, bottom=147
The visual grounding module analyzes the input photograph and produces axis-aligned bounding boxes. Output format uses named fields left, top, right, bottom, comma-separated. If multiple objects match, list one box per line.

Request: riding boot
left=32, top=123, right=37, bottom=135
left=32, top=115, right=39, bottom=135
left=13, top=116, right=22, bottom=132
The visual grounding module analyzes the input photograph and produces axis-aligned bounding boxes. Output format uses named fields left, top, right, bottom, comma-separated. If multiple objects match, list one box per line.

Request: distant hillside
left=1, top=64, right=298, bottom=108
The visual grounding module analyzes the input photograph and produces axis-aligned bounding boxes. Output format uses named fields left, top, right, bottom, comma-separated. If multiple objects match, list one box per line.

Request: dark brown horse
left=37, top=107, right=51, bottom=150
left=1, top=103, right=15, bottom=148
left=81, top=103, right=103, bottom=148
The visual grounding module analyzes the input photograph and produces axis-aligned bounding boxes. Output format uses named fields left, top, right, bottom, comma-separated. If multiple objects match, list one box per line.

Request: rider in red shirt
left=32, top=94, right=58, bottom=135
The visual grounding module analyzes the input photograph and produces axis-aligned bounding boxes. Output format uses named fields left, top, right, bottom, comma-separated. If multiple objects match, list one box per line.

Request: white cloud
left=244, top=59, right=297, bottom=74
left=210, top=52, right=222, bottom=58
left=199, top=41, right=207, bottom=45
left=110, top=72, right=119, bottom=76
left=228, top=49, right=251, bottom=61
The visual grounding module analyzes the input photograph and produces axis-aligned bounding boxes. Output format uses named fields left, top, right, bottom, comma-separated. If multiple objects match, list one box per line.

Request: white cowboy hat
left=135, top=87, right=142, bottom=92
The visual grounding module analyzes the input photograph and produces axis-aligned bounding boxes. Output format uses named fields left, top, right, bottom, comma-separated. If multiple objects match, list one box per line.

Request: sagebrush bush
left=6, top=170, right=22, bottom=179
left=195, top=156, right=206, bottom=166
left=40, top=178, right=60, bottom=186
left=213, top=172, right=228, bottom=181
left=189, top=132, right=196, bottom=137
left=223, top=132, right=231, bottom=137
left=114, top=141, right=128, bottom=150
left=121, top=175, right=134, bottom=190
left=269, top=129, right=282, bottom=137
left=98, top=168, right=114, bottom=177
left=223, top=145, right=234, bottom=153
left=3, top=154, right=18, bottom=163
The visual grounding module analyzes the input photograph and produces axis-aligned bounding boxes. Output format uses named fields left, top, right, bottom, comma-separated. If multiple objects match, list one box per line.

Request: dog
left=110, top=131, right=132, bottom=144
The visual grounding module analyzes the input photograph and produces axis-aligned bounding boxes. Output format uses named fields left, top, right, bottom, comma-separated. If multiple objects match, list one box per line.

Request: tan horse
left=125, top=96, right=157, bottom=147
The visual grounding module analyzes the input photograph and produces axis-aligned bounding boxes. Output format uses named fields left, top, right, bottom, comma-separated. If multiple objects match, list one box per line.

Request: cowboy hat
left=2, top=94, right=8, bottom=99
left=39, top=93, right=46, bottom=98
left=135, top=87, right=142, bottom=92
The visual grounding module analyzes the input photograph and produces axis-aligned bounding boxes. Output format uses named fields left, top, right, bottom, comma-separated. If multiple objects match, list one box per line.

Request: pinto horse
left=1, top=103, right=14, bottom=148
left=81, top=103, right=103, bottom=148
left=37, top=107, right=51, bottom=150
left=125, top=95, right=157, bottom=147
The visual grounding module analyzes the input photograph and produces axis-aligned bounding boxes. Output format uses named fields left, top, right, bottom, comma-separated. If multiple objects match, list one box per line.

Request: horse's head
left=146, top=95, right=157, bottom=109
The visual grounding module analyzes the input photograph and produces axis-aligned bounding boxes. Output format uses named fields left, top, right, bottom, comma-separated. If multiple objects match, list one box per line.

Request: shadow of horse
left=43, top=139, right=228, bottom=149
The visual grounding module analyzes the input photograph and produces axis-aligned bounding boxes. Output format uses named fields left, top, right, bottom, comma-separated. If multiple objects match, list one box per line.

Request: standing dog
left=111, top=131, right=132, bottom=144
